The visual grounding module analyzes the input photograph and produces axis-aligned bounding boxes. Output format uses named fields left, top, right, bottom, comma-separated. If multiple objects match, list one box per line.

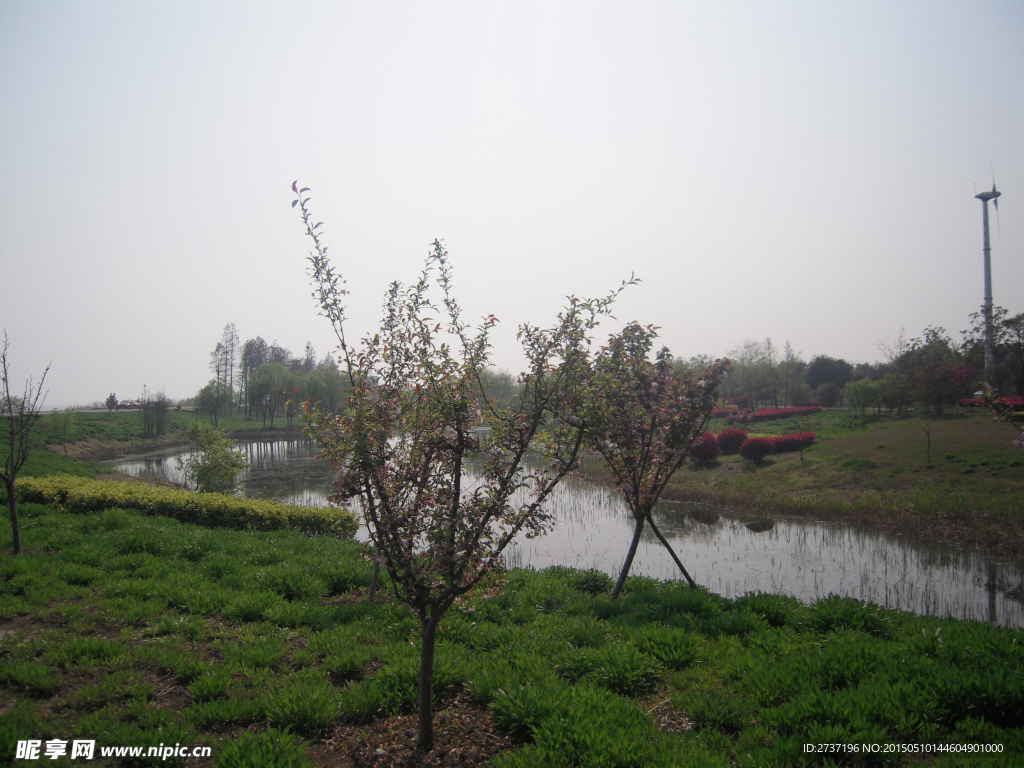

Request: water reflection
left=105, top=440, right=1024, bottom=628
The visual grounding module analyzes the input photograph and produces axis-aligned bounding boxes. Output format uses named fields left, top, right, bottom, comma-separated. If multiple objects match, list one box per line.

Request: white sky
left=1, top=1, right=1022, bottom=407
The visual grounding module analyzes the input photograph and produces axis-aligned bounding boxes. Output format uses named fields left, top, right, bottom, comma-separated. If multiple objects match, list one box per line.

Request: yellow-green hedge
left=16, top=475, right=358, bottom=539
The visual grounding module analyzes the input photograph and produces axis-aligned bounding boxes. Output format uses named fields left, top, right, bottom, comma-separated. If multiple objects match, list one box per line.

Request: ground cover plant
left=2, top=502, right=1022, bottom=766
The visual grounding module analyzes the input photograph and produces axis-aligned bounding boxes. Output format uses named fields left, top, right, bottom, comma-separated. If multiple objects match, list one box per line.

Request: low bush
left=723, top=406, right=822, bottom=425
left=765, top=432, right=815, bottom=453
left=690, top=432, right=721, bottom=465
left=716, top=429, right=748, bottom=454
left=16, top=475, right=357, bottom=538
left=738, top=438, right=775, bottom=463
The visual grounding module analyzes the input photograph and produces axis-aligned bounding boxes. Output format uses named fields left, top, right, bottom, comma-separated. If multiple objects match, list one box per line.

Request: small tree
left=585, top=322, right=728, bottom=598
left=294, top=183, right=624, bottom=751
left=196, top=380, right=230, bottom=428
left=48, top=408, right=76, bottom=457
left=1, top=332, right=50, bottom=555
left=178, top=422, right=248, bottom=493
left=105, top=393, right=118, bottom=413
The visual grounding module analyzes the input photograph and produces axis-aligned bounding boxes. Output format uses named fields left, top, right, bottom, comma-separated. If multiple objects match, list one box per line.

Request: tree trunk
left=5, top=478, right=20, bottom=555
left=611, top=515, right=645, bottom=599
left=368, top=560, right=380, bottom=604
left=416, top=613, right=438, bottom=752
left=645, top=514, right=695, bottom=587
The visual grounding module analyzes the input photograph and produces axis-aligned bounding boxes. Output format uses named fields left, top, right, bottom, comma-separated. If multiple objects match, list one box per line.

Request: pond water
left=104, top=439, right=1024, bottom=628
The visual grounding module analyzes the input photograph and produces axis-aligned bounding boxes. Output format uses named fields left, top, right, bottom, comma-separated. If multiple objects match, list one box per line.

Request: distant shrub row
left=15, top=475, right=358, bottom=538
left=958, top=395, right=1024, bottom=408
left=717, top=406, right=822, bottom=425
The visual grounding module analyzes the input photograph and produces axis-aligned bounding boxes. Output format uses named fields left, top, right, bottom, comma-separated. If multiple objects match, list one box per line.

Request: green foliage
left=568, top=568, right=613, bottom=596
left=262, top=671, right=340, bottom=735
left=188, top=665, right=234, bottom=702
left=223, top=637, right=289, bottom=670
left=588, top=643, right=662, bottom=696
left=637, top=625, right=701, bottom=669
left=806, top=595, right=898, bottom=638
left=16, top=474, right=357, bottom=537
left=685, top=691, right=752, bottom=733
left=214, top=728, right=313, bottom=768
left=179, top=421, right=248, bottom=493
left=187, top=698, right=261, bottom=729
left=734, top=591, right=801, bottom=628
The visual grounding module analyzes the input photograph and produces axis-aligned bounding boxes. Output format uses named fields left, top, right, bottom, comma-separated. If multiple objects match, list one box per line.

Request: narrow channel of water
left=103, top=439, right=1024, bottom=628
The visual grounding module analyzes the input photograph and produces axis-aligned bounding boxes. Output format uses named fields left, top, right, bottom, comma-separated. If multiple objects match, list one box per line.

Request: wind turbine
left=975, top=175, right=1001, bottom=387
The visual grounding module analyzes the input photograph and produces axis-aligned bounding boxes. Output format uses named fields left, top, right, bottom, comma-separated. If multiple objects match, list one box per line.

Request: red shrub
left=958, top=396, right=1024, bottom=408
left=716, top=429, right=748, bottom=454
left=690, top=431, right=721, bottom=465
left=766, top=432, right=815, bottom=453
left=726, top=406, right=821, bottom=425
left=739, top=437, right=775, bottom=463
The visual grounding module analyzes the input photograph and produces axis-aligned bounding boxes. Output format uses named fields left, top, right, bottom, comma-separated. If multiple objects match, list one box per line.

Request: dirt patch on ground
left=312, top=688, right=516, bottom=768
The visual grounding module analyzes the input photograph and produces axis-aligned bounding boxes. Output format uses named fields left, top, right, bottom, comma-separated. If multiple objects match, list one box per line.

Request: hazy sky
left=2, top=1, right=1022, bottom=408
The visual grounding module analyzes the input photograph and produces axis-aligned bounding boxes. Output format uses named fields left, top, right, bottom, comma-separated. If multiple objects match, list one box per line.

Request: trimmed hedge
left=738, top=438, right=775, bottom=463
left=766, top=432, right=815, bottom=453
left=725, top=406, right=821, bottom=425
left=689, top=432, right=720, bottom=465
left=716, top=429, right=748, bottom=454
left=15, top=475, right=358, bottom=538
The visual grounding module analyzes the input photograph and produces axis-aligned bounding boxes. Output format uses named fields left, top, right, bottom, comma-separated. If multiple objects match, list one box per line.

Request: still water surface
left=104, top=439, right=1024, bottom=628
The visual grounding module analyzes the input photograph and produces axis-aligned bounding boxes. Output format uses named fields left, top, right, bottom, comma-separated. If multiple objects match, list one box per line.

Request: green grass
left=0, top=503, right=1022, bottom=766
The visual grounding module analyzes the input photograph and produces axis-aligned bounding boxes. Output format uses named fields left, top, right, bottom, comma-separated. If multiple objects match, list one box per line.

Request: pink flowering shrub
left=690, top=431, right=721, bottom=465
left=716, top=429, right=748, bottom=454
left=739, top=437, right=775, bottom=463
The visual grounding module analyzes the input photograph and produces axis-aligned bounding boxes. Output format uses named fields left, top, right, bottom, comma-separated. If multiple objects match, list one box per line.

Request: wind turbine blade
left=994, top=197, right=1001, bottom=235
left=991, top=163, right=997, bottom=193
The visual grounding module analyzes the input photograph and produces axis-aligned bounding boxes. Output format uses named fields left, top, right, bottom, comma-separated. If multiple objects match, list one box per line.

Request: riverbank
left=37, top=410, right=310, bottom=462
left=581, top=408, right=1024, bottom=561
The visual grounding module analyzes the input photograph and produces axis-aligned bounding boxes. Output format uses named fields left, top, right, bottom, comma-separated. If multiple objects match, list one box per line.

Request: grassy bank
left=583, top=408, right=1024, bottom=560
left=30, top=409, right=309, bottom=463
left=1, top=503, right=1023, bottom=766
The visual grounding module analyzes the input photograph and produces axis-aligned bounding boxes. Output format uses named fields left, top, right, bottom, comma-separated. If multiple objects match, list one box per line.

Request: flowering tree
left=292, top=183, right=627, bottom=751
left=585, top=322, right=729, bottom=598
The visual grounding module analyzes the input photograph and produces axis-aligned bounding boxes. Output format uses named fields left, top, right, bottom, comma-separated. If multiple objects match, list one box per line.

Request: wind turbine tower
left=975, top=178, right=1001, bottom=387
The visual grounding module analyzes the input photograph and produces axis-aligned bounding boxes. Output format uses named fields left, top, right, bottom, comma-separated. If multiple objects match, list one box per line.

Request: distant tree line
left=677, top=306, right=1024, bottom=417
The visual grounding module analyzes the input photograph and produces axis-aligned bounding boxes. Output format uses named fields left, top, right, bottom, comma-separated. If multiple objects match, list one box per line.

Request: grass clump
left=214, top=728, right=313, bottom=768
left=262, top=671, right=340, bottom=736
